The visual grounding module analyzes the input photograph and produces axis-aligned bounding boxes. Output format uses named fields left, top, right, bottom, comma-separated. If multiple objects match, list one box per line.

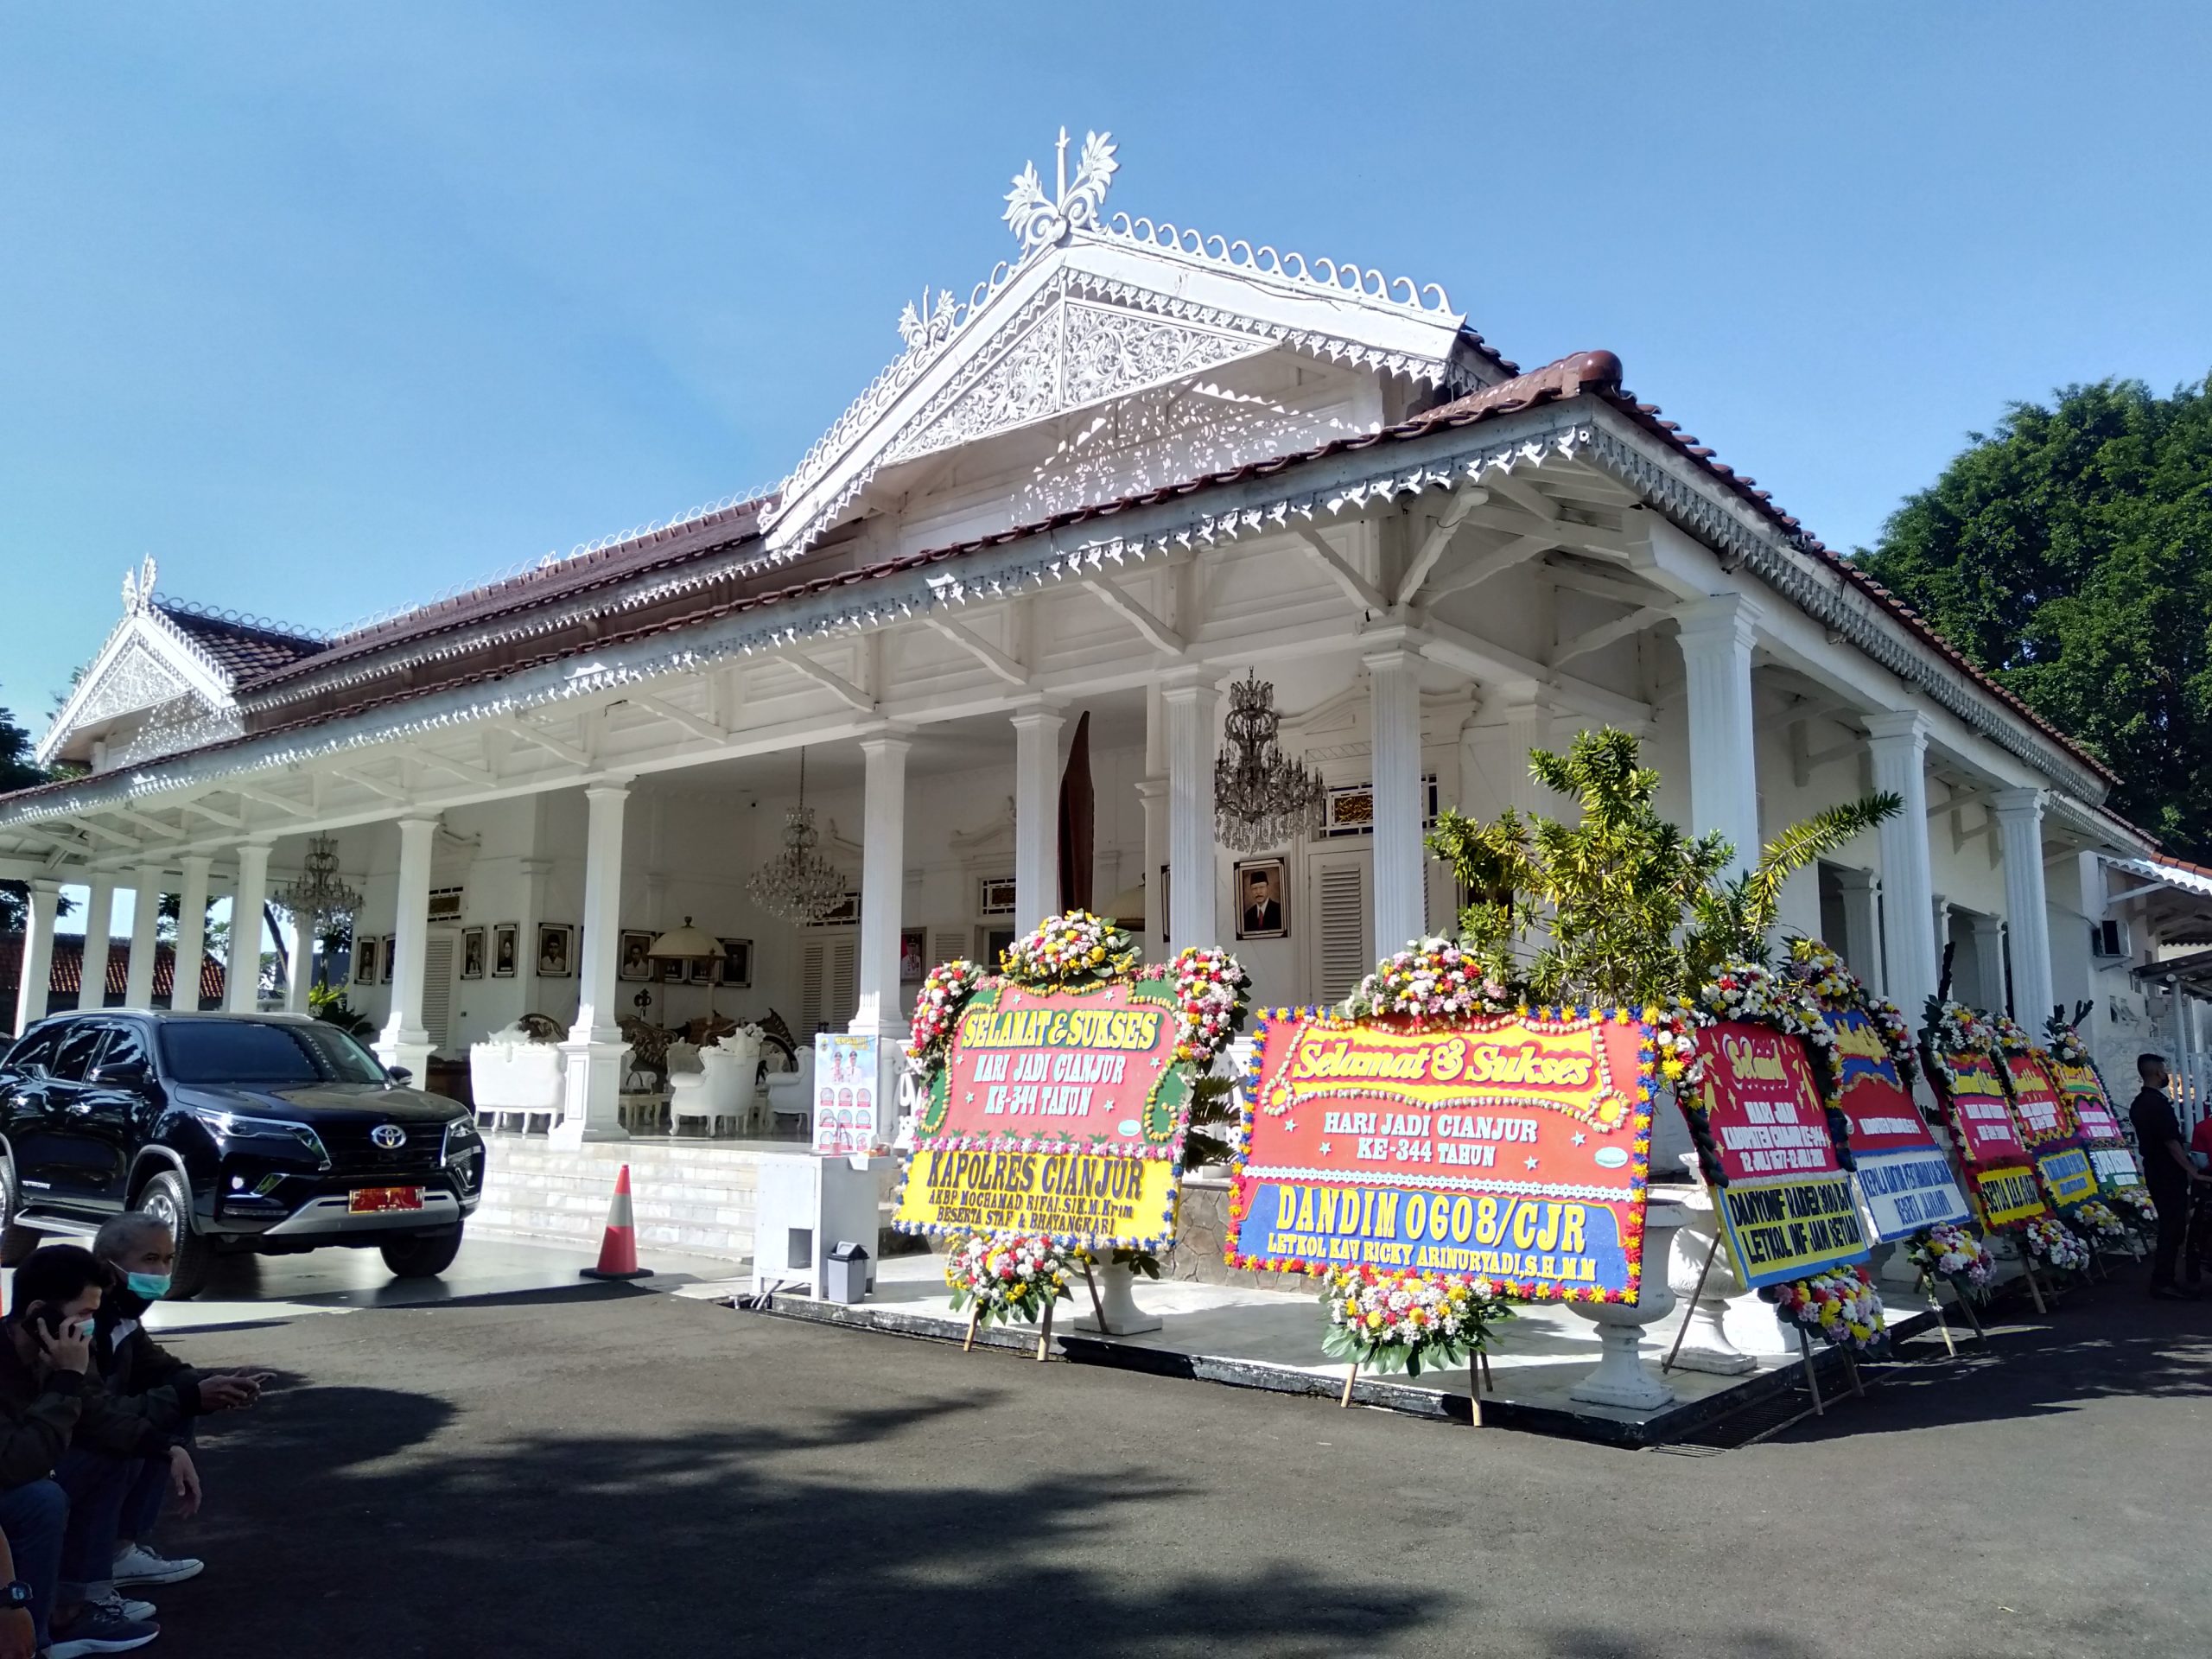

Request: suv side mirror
left=88, top=1060, right=150, bottom=1090
left=385, top=1065, right=412, bottom=1084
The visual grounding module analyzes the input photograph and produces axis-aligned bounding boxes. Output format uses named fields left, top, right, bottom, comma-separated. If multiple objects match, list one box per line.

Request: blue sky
left=4, top=2, right=2209, bottom=737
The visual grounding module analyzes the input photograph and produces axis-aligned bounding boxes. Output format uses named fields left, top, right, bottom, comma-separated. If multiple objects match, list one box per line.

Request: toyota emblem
left=370, top=1123, right=408, bottom=1150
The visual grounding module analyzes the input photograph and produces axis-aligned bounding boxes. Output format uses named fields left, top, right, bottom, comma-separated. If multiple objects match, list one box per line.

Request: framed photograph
left=899, top=927, right=927, bottom=982
left=354, top=934, right=379, bottom=986
left=492, top=923, right=519, bottom=979
left=719, top=937, right=753, bottom=989
left=460, top=926, right=486, bottom=981
left=657, top=954, right=689, bottom=984
left=977, top=875, right=1016, bottom=917
left=1234, top=857, right=1289, bottom=941
left=686, top=955, right=716, bottom=985
left=536, top=923, right=575, bottom=979
left=378, top=935, right=394, bottom=983
left=618, top=930, right=654, bottom=982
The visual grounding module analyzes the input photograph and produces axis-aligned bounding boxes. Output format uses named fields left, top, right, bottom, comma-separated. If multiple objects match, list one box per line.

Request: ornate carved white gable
left=39, top=560, right=241, bottom=770
left=760, top=130, right=1491, bottom=563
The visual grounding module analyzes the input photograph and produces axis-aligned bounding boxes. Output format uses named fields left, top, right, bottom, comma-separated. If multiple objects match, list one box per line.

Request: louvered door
left=1308, top=850, right=1372, bottom=1006
left=421, top=934, right=458, bottom=1052
left=800, top=935, right=858, bottom=1034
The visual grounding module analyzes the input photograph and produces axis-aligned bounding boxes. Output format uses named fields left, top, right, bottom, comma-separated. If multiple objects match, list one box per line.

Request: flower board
left=1224, top=1007, right=1656, bottom=1304
left=1924, top=1044, right=2047, bottom=1230
left=2005, top=1055, right=2098, bottom=1210
left=1816, top=1003, right=1968, bottom=1240
left=1694, top=1020, right=1870, bottom=1289
left=2048, top=1053, right=2149, bottom=1196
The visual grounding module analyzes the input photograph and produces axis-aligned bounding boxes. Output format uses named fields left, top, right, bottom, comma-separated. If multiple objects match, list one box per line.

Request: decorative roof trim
left=35, top=602, right=238, bottom=766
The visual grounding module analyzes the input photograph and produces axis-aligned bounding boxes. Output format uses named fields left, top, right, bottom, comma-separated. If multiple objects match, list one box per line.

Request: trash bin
left=824, top=1240, right=870, bottom=1306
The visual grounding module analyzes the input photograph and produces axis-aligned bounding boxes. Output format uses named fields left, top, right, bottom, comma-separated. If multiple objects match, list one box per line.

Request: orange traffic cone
left=580, top=1164, right=654, bottom=1281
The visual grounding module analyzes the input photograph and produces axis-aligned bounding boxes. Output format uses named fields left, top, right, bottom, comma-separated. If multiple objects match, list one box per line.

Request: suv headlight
left=195, top=1110, right=331, bottom=1166
left=441, top=1117, right=481, bottom=1162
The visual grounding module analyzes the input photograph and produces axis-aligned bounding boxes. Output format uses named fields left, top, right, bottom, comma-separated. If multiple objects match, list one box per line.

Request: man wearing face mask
left=90, top=1216, right=267, bottom=1594
left=0, top=1244, right=168, bottom=1656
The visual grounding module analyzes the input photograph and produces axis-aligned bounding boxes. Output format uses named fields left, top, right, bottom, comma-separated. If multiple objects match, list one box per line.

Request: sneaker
left=111, top=1543, right=202, bottom=1586
left=48, top=1604, right=159, bottom=1656
left=92, top=1590, right=156, bottom=1624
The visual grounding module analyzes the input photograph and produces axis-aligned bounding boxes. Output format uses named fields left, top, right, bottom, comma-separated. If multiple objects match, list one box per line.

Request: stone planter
left=1567, top=1192, right=1688, bottom=1410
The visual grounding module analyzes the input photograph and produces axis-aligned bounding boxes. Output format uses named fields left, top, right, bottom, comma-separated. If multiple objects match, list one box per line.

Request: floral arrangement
left=1318, top=1265, right=1515, bottom=1378
left=1905, top=1221, right=1994, bottom=1292
left=942, top=1232, right=1080, bottom=1326
left=1991, top=1014, right=2044, bottom=1059
left=1646, top=1002, right=1707, bottom=1091
left=1340, top=938, right=1515, bottom=1022
left=1921, top=995, right=1998, bottom=1095
left=1698, top=957, right=1836, bottom=1069
left=1764, top=1263, right=1888, bottom=1354
left=2114, top=1187, right=2159, bottom=1230
left=906, top=958, right=982, bottom=1067
left=2070, top=1199, right=2128, bottom=1246
left=2042, top=1016, right=2093, bottom=1069
left=1784, top=936, right=1920, bottom=1090
left=1865, top=994, right=1921, bottom=1091
left=2021, top=1213, right=2092, bottom=1274
left=999, top=909, right=1142, bottom=991
left=1168, top=945, right=1251, bottom=1067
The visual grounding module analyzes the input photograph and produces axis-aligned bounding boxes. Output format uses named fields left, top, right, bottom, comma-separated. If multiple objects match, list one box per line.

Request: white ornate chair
left=766, top=1046, right=817, bottom=1139
left=669, top=1030, right=759, bottom=1137
left=468, top=1022, right=564, bottom=1135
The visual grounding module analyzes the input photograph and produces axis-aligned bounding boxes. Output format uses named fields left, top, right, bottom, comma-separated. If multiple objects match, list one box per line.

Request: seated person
left=0, top=1244, right=167, bottom=1656
left=91, top=1216, right=265, bottom=1593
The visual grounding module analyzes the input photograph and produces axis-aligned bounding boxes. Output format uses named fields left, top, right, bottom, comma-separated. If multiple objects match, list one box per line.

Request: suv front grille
left=317, top=1120, right=447, bottom=1179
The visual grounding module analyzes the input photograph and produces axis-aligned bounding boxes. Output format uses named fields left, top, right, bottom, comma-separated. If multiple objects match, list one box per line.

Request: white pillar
left=1994, top=787, right=2053, bottom=1025
left=283, top=909, right=314, bottom=1014
left=124, top=863, right=163, bottom=1008
left=517, top=856, right=550, bottom=1020
left=79, top=877, right=116, bottom=1010
left=377, top=819, right=437, bottom=1071
left=1967, top=913, right=2007, bottom=1014
left=1011, top=704, right=1063, bottom=928
left=1136, top=779, right=1167, bottom=951
left=555, top=785, right=630, bottom=1146
left=1866, top=712, right=1938, bottom=1022
left=13, top=879, right=60, bottom=1034
left=225, top=843, right=270, bottom=1014
left=1162, top=669, right=1220, bottom=950
left=1676, top=596, right=1763, bottom=879
left=1365, top=640, right=1427, bottom=952
left=1833, top=867, right=1884, bottom=995
left=174, top=855, right=212, bottom=1012
left=852, top=734, right=910, bottom=1145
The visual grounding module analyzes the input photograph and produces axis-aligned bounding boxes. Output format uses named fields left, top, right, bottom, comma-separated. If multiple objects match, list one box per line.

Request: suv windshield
left=157, top=1020, right=390, bottom=1086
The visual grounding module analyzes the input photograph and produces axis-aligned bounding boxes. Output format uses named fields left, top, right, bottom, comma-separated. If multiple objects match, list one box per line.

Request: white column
left=555, top=785, right=630, bottom=1146
left=1011, top=704, right=1064, bottom=928
left=173, top=855, right=212, bottom=1012
left=852, top=734, right=911, bottom=1145
left=1161, top=669, right=1220, bottom=950
left=1967, top=913, right=2006, bottom=1014
left=1866, top=712, right=1939, bottom=1023
left=79, top=877, right=116, bottom=1010
left=283, top=909, right=314, bottom=1013
left=1833, top=867, right=1884, bottom=994
left=517, top=856, right=550, bottom=1019
left=1993, top=787, right=2053, bottom=1025
left=1365, top=640, right=1427, bottom=952
left=1136, top=779, right=1167, bottom=950
left=225, top=843, right=270, bottom=1014
left=1675, top=596, right=1763, bottom=879
left=13, top=879, right=60, bottom=1034
left=377, top=819, right=437, bottom=1071
left=123, top=863, right=163, bottom=1008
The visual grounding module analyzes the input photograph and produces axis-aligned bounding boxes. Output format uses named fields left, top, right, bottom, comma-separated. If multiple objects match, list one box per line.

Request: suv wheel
left=0, top=1161, right=39, bottom=1267
left=137, top=1171, right=212, bottom=1300
left=381, top=1225, right=464, bottom=1280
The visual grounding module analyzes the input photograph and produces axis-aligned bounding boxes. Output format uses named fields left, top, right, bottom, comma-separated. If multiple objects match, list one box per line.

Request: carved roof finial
left=121, top=555, right=156, bottom=614
left=1002, top=128, right=1116, bottom=254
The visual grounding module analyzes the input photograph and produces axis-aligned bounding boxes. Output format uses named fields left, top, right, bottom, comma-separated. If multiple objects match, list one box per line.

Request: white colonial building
left=9, top=131, right=2210, bottom=1192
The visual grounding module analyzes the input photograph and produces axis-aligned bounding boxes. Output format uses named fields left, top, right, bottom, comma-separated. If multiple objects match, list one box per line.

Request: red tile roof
left=154, top=604, right=325, bottom=681
left=0, top=937, right=225, bottom=1007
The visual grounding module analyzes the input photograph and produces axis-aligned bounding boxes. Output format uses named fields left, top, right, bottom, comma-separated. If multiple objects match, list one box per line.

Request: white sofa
left=765, top=1046, right=817, bottom=1138
left=469, top=1023, right=565, bottom=1135
left=669, top=1027, right=762, bottom=1137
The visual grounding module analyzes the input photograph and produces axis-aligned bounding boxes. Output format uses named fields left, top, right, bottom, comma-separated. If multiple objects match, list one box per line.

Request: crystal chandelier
left=1214, top=669, right=1324, bottom=854
left=747, top=748, right=848, bottom=925
left=276, top=833, right=363, bottom=928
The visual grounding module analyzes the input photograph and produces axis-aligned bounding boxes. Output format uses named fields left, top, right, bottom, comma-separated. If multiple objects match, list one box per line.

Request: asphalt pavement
left=114, top=1248, right=2209, bottom=1659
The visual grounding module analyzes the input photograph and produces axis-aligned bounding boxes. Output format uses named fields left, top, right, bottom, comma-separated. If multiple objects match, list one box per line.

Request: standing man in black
left=2129, top=1052, right=2211, bottom=1299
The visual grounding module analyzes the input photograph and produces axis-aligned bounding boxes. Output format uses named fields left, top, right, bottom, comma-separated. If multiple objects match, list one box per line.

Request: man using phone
left=92, top=1215, right=268, bottom=1592
left=0, top=1245, right=165, bottom=1656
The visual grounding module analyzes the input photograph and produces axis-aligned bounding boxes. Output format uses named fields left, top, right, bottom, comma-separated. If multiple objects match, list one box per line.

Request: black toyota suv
left=0, top=1010, right=484, bottom=1299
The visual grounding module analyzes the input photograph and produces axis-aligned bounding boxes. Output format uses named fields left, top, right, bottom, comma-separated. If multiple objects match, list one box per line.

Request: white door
left=1307, top=849, right=1373, bottom=1007
left=800, top=934, right=858, bottom=1035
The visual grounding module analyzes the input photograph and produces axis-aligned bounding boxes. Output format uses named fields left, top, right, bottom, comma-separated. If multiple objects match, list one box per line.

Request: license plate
left=349, top=1186, right=424, bottom=1214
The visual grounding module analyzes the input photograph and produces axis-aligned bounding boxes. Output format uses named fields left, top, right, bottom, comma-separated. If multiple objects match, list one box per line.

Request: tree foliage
left=1859, top=375, right=2212, bottom=853
left=1427, top=728, right=1899, bottom=1007
left=0, top=700, right=50, bottom=934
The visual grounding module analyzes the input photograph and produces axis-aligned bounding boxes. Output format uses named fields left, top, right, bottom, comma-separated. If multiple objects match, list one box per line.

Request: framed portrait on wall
left=354, top=935, right=379, bottom=986
left=656, top=954, right=688, bottom=984
left=618, top=930, right=654, bottom=982
left=719, top=938, right=753, bottom=988
left=686, top=955, right=716, bottom=985
left=977, top=875, right=1016, bottom=917
left=378, top=936, right=395, bottom=983
left=899, top=927, right=927, bottom=982
left=461, top=926, right=486, bottom=981
left=1234, top=857, right=1289, bottom=940
left=537, top=923, right=575, bottom=979
left=492, top=923, right=519, bottom=978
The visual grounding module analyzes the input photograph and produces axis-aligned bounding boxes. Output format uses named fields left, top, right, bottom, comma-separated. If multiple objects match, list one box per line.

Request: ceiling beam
left=783, top=653, right=877, bottom=715
left=176, top=798, right=247, bottom=830
left=60, top=817, right=136, bottom=847
left=923, top=616, right=1028, bottom=686
left=333, top=768, right=411, bottom=804
left=411, top=749, right=499, bottom=789
left=232, top=785, right=315, bottom=819
left=1542, top=558, right=1663, bottom=610
left=1424, top=533, right=1558, bottom=602
left=1294, top=527, right=1385, bottom=613
left=1481, top=469, right=1561, bottom=523
left=1395, top=487, right=1488, bottom=607
left=495, top=716, right=593, bottom=770
left=1552, top=606, right=1669, bottom=671
left=624, top=690, right=728, bottom=746
left=1080, top=575, right=1184, bottom=654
